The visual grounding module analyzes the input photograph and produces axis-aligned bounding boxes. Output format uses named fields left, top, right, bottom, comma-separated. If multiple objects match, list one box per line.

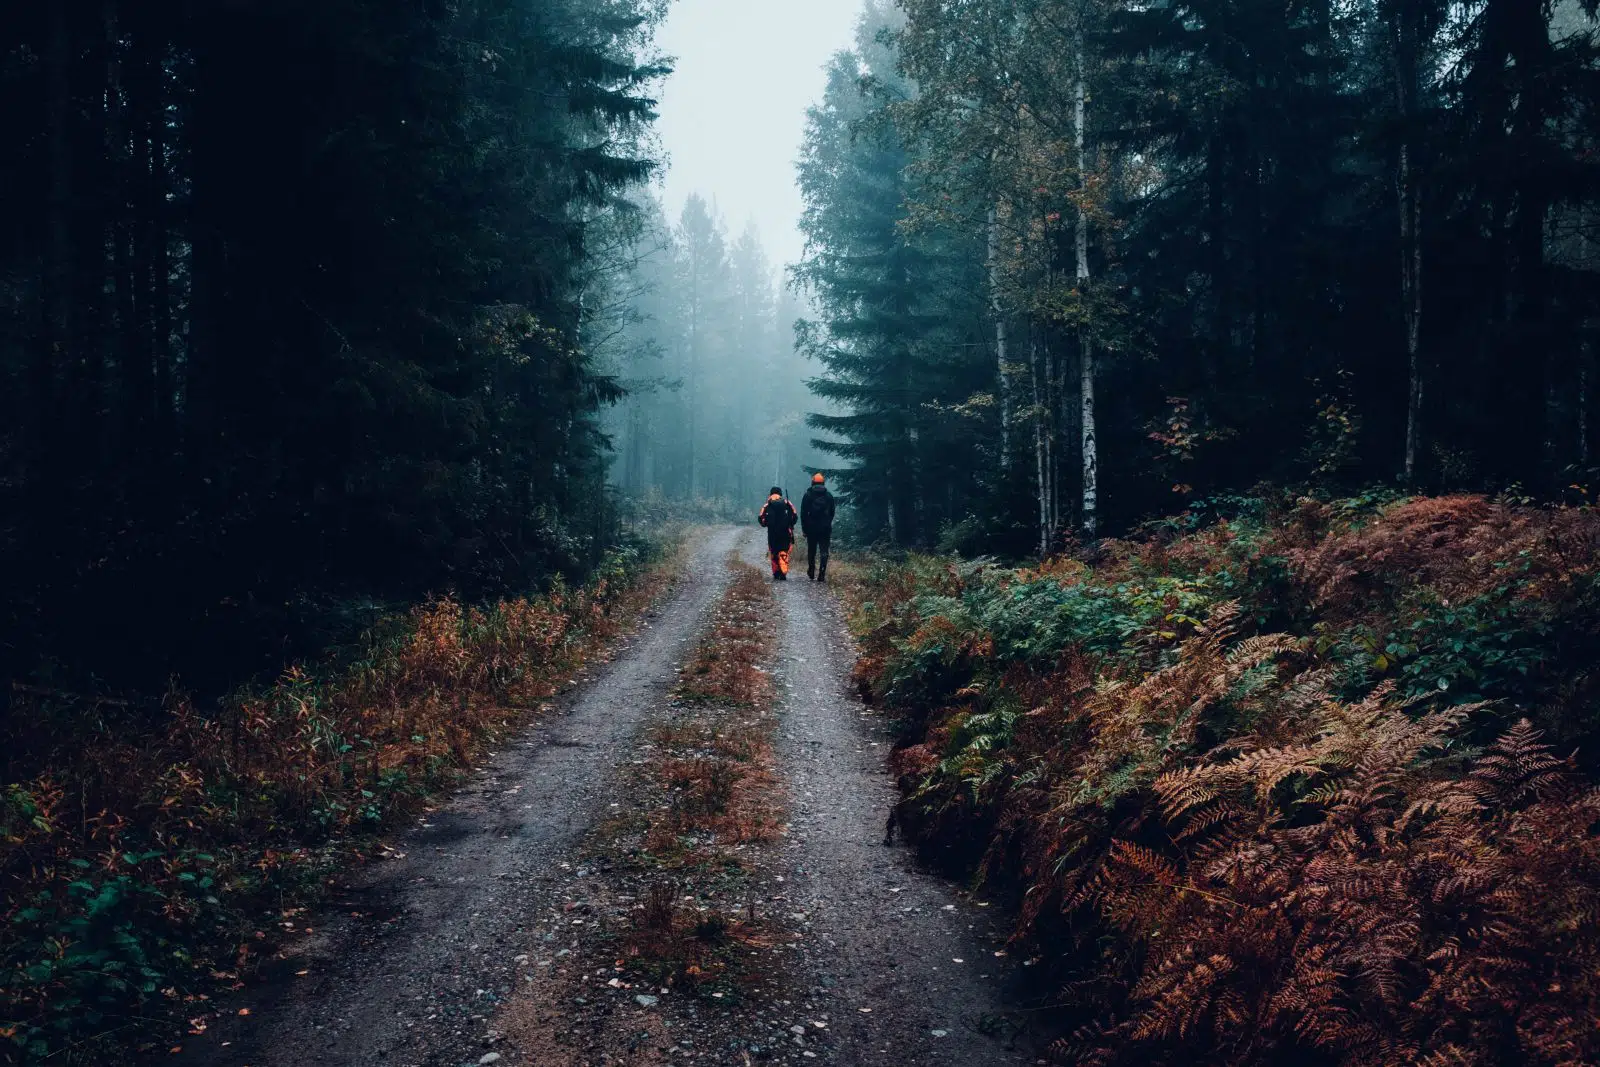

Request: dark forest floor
left=161, top=527, right=1040, bottom=1067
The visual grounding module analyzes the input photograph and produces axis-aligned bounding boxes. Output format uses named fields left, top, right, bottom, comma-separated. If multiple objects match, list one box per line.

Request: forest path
left=173, top=526, right=1036, bottom=1066
left=172, top=526, right=745, bottom=1067
left=748, top=534, right=1035, bottom=1066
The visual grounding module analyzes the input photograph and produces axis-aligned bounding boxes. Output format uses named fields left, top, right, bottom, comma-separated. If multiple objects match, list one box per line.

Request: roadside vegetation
left=843, top=492, right=1600, bottom=1066
left=0, top=540, right=675, bottom=1063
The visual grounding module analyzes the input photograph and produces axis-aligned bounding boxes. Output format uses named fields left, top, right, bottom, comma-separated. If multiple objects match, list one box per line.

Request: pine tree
left=0, top=0, right=669, bottom=693
left=798, top=35, right=910, bottom=541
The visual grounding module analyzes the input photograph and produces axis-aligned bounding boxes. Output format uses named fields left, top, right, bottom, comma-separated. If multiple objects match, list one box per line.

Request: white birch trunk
left=1076, top=27, right=1098, bottom=538
left=989, top=203, right=1012, bottom=470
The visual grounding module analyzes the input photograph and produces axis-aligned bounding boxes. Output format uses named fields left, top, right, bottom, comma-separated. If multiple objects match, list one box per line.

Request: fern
left=847, top=496, right=1600, bottom=1067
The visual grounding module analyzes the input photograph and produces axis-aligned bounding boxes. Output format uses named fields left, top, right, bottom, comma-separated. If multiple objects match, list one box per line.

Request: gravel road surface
left=174, top=526, right=1038, bottom=1066
left=174, top=526, right=742, bottom=1067
left=751, top=535, right=1035, bottom=1066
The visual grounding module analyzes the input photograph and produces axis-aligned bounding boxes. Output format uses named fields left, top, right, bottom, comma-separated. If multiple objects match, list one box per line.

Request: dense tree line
left=798, top=0, right=1600, bottom=553
left=795, top=17, right=993, bottom=547
left=0, top=0, right=665, bottom=695
left=596, top=194, right=821, bottom=512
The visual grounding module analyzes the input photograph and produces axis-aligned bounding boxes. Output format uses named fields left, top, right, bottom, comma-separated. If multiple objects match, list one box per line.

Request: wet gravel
left=171, top=526, right=743, bottom=1067
left=755, top=536, right=1037, bottom=1066
left=170, top=526, right=1041, bottom=1066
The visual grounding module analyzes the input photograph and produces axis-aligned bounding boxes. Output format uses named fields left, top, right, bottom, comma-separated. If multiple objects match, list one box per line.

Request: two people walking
left=759, top=473, right=835, bottom=581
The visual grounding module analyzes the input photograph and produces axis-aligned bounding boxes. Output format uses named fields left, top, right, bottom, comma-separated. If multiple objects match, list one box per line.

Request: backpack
left=762, top=497, right=795, bottom=543
left=802, top=485, right=835, bottom=536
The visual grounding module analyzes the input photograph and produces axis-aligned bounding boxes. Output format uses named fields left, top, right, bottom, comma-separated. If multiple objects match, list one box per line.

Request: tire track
left=753, top=533, right=1036, bottom=1066
left=176, top=526, right=743, bottom=1067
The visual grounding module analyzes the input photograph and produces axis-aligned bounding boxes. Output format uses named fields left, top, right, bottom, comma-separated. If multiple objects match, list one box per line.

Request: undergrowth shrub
left=0, top=542, right=667, bottom=1062
left=846, top=493, right=1600, bottom=1066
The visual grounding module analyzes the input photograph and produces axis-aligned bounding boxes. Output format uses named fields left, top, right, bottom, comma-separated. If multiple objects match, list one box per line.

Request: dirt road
left=754, top=537, right=1032, bottom=1066
left=175, top=528, right=1035, bottom=1066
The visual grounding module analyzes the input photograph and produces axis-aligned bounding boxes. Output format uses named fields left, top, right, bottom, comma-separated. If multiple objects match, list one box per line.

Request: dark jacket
left=801, top=484, right=836, bottom=538
left=759, top=495, right=798, bottom=549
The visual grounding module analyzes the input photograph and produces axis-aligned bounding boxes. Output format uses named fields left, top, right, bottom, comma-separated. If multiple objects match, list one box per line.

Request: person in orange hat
left=800, top=472, right=836, bottom=581
left=758, top=486, right=798, bottom=580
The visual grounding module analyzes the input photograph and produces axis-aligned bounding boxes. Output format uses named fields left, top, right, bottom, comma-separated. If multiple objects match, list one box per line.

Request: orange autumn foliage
left=1, top=547, right=670, bottom=1059
left=847, top=493, right=1600, bottom=1066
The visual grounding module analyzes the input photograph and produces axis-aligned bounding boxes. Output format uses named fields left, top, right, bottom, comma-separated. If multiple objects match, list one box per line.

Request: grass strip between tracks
left=495, top=554, right=813, bottom=1065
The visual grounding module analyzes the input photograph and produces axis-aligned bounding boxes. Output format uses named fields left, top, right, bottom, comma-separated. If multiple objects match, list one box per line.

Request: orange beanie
left=812, top=473, right=825, bottom=484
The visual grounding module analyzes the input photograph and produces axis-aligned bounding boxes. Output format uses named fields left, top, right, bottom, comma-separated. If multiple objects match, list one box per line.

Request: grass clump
left=645, top=557, right=784, bottom=856
left=613, top=556, right=789, bottom=1000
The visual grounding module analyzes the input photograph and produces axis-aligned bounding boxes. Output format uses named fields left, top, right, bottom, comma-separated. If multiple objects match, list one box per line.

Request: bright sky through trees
left=654, top=0, right=863, bottom=272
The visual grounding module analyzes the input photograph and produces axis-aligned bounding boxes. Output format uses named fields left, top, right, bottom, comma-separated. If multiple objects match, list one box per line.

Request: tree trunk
left=1393, top=10, right=1425, bottom=485
left=1076, top=26, right=1098, bottom=539
left=905, top=423, right=922, bottom=547
left=149, top=40, right=173, bottom=464
left=988, top=203, right=1011, bottom=469
left=41, top=0, right=73, bottom=461
left=1080, top=341, right=1098, bottom=538
left=1046, top=337, right=1058, bottom=538
left=687, top=288, right=698, bottom=499
left=107, top=0, right=143, bottom=466
left=1582, top=341, right=1593, bottom=468
left=65, top=3, right=111, bottom=486
left=1400, top=152, right=1424, bottom=484
left=1031, top=335, right=1048, bottom=557
left=186, top=31, right=227, bottom=479
left=1582, top=205, right=1593, bottom=469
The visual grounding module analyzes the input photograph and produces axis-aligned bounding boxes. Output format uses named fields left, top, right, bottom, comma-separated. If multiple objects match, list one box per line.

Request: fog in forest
left=2, top=0, right=1598, bottom=680
left=592, top=0, right=859, bottom=517
left=4, top=0, right=1600, bottom=1059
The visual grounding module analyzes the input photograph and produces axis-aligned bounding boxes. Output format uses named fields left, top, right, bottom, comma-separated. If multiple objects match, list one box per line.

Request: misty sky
left=653, top=0, right=864, bottom=274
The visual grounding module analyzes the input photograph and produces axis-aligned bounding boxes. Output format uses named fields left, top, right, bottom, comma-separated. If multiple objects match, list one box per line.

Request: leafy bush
left=847, top=493, right=1600, bottom=1066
